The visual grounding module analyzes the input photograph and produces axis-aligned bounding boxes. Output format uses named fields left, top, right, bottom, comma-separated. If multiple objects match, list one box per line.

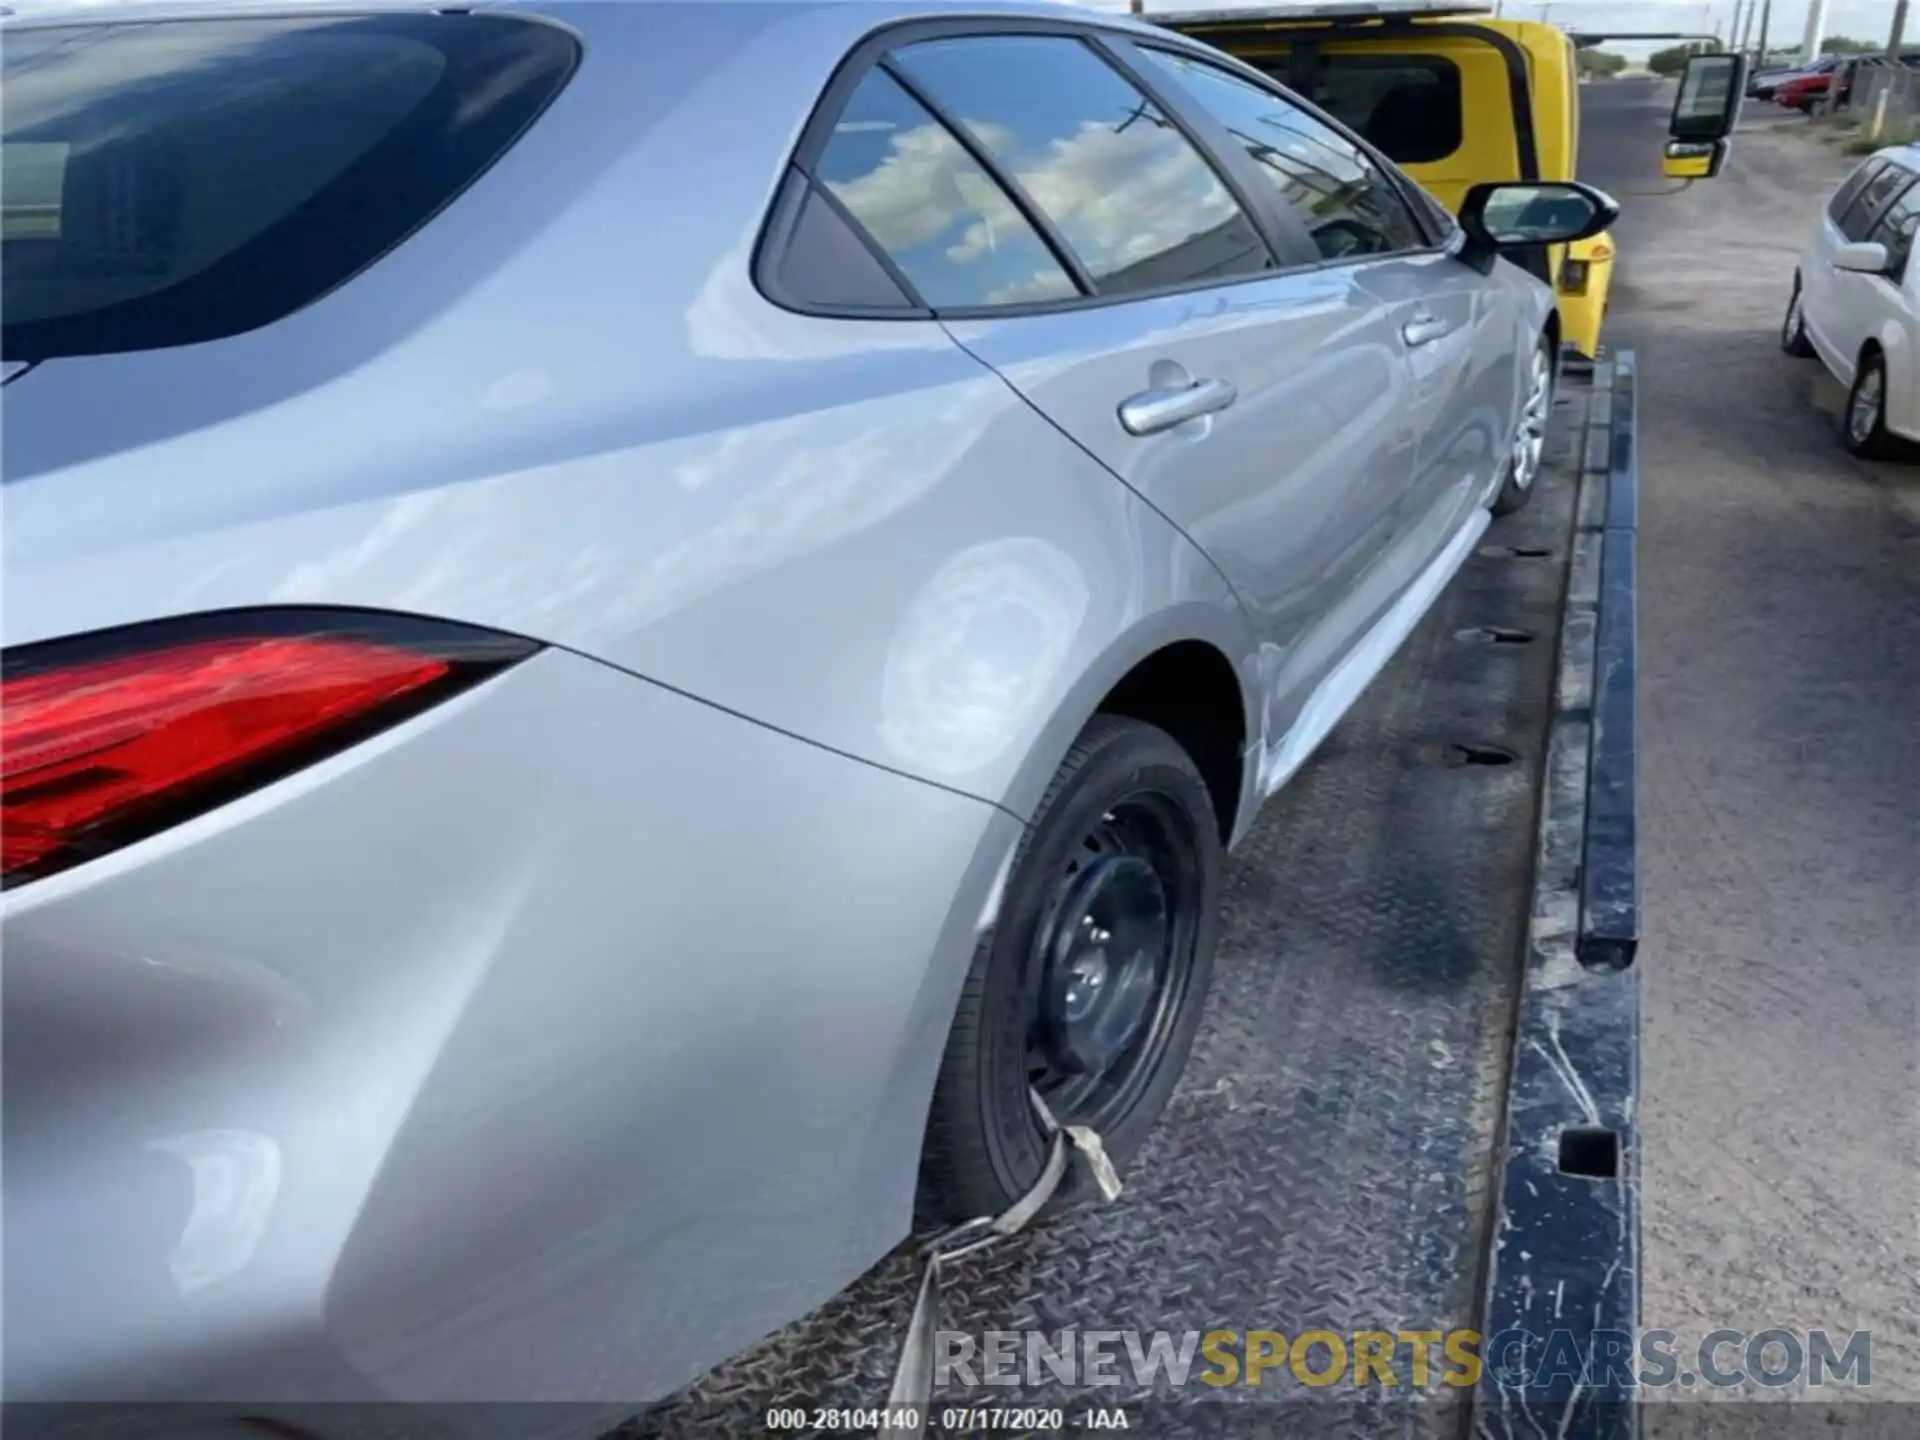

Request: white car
left=1784, top=144, right=1920, bottom=457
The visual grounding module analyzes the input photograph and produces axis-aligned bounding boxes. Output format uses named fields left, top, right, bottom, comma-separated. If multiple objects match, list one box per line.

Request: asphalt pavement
left=1579, top=81, right=1919, bottom=1409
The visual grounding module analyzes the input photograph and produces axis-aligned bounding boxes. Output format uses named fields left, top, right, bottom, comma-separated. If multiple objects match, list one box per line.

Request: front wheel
left=1782, top=279, right=1816, bottom=357
left=921, top=716, right=1221, bottom=1222
left=1492, top=336, right=1556, bottom=517
left=1843, top=351, right=1909, bottom=460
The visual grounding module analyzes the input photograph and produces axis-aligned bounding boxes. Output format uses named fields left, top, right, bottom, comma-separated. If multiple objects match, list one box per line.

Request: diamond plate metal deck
left=630, top=399, right=1590, bottom=1440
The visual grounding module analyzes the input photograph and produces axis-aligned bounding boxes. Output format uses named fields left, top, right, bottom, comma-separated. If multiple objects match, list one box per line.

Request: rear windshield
left=1306, top=55, right=1463, bottom=166
left=1, top=13, right=579, bottom=362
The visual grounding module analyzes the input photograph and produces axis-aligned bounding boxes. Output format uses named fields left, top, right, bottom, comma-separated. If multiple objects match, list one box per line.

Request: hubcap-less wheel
left=1511, top=344, right=1554, bottom=494
left=1028, top=797, right=1198, bottom=1134
left=920, top=716, right=1221, bottom=1222
left=1850, top=364, right=1885, bottom=446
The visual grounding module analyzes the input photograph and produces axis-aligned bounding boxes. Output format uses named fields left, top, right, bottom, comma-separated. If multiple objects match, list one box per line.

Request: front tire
left=1843, top=351, right=1908, bottom=460
left=1492, top=336, right=1556, bottom=517
left=1782, top=279, right=1816, bottom=357
left=921, top=716, right=1221, bottom=1222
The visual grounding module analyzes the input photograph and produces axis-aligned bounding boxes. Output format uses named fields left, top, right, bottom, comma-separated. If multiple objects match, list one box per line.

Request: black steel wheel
left=921, top=716, right=1221, bottom=1222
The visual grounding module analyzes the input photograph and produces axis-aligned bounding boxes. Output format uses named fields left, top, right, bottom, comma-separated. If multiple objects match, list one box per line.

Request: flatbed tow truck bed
left=634, top=357, right=1645, bottom=1440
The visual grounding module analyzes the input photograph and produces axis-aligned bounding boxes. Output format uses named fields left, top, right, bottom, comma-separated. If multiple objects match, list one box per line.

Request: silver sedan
left=0, top=0, right=1614, bottom=1414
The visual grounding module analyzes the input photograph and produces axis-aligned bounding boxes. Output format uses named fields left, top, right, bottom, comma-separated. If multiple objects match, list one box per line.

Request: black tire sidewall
left=968, top=722, right=1221, bottom=1211
left=1783, top=280, right=1816, bottom=357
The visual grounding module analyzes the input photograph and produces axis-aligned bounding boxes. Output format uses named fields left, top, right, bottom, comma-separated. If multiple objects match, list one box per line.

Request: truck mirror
left=1664, top=138, right=1730, bottom=180
left=1671, top=53, right=1748, bottom=143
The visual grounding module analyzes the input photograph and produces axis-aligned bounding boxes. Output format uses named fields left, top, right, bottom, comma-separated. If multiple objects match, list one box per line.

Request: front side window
left=889, top=35, right=1272, bottom=298
left=1840, top=162, right=1914, bottom=242
left=1137, top=48, right=1427, bottom=261
left=1, top=14, right=578, bottom=361
left=812, top=68, right=1077, bottom=309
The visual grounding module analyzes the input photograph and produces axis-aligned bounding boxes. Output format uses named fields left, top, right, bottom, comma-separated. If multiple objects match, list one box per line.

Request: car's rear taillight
left=2, top=610, right=538, bottom=888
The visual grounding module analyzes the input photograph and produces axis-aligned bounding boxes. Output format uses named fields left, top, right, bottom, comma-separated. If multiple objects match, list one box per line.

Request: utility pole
left=1730, top=0, right=1749, bottom=54
left=1890, top=0, right=1911, bottom=60
left=1757, top=0, right=1773, bottom=66
left=1802, top=0, right=1830, bottom=63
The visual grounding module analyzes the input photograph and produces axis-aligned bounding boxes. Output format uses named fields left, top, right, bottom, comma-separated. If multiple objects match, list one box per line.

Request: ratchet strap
left=886, top=1090, right=1124, bottom=1437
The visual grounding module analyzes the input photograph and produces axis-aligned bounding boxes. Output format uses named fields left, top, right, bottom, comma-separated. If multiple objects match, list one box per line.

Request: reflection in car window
left=1869, top=182, right=1920, bottom=282
left=889, top=35, right=1272, bottom=297
left=1829, top=159, right=1887, bottom=223
left=814, top=68, right=1076, bottom=309
left=0, top=13, right=579, bottom=361
left=1841, top=162, right=1914, bottom=242
left=1307, top=55, right=1463, bottom=165
left=1135, top=49, right=1426, bottom=261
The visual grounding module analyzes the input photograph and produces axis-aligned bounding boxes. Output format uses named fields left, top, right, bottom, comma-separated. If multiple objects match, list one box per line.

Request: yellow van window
left=1310, top=55, right=1463, bottom=165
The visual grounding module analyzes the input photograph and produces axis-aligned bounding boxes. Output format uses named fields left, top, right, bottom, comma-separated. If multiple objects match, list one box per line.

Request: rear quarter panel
left=1, top=0, right=1256, bottom=832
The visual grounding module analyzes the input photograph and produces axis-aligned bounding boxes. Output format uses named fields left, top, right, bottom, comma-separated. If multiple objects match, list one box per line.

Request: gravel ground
left=1580, top=84, right=1920, bottom=1414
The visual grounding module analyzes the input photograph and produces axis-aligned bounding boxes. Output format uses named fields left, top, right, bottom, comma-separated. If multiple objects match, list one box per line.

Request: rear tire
left=1782, top=279, right=1816, bottom=358
left=921, top=716, right=1221, bottom=1222
left=1492, top=336, right=1557, bottom=517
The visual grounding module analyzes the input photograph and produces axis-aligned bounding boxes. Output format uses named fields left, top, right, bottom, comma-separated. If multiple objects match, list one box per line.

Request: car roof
left=0, top=0, right=1135, bottom=26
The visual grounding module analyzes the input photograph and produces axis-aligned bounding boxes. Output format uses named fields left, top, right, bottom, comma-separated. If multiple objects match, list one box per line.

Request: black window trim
left=874, top=50, right=1100, bottom=300
left=757, top=166, right=933, bottom=318
left=1118, top=36, right=1454, bottom=273
left=753, top=13, right=1454, bottom=324
left=1861, top=171, right=1920, bottom=276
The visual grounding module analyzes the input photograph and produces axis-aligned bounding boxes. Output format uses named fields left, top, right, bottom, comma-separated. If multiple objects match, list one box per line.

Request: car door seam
left=542, top=636, right=1027, bottom=827
left=938, top=321, right=1261, bottom=621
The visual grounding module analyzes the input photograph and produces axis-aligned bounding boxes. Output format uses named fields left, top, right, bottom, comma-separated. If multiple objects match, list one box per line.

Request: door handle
left=1117, top=377, right=1238, bottom=436
left=1402, top=312, right=1456, bottom=347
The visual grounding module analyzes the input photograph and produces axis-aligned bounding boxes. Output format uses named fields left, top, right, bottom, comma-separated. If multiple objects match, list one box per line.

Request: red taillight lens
left=2, top=611, right=537, bottom=887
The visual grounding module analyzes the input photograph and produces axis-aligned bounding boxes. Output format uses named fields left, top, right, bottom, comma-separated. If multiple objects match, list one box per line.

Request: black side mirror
left=1457, top=181, right=1621, bottom=274
left=1672, top=53, right=1748, bottom=142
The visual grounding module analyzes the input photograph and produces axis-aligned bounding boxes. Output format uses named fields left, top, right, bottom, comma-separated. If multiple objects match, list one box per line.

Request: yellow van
left=1154, top=2, right=1743, bottom=359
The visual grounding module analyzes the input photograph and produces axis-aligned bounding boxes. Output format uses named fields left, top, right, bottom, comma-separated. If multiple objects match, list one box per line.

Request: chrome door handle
left=1117, top=377, right=1238, bottom=436
left=1402, top=313, right=1455, bottom=347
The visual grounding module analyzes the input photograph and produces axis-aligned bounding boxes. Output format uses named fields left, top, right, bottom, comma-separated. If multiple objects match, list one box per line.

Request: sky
left=1083, top=1, right=1918, bottom=58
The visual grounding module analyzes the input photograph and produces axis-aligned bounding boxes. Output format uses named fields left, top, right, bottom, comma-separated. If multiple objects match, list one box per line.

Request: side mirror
left=1833, top=240, right=1892, bottom=274
left=1671, top=53, right=1748, bottom=142
left=1457, top=181, right=1622, bottom=274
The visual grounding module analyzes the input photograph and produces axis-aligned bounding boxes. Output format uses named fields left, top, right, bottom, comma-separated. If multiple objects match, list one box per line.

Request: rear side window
left=812, top=67, right=1077, bottom=309
left=889, top=35, right=1273, bottom=298
left=1830, top=159, right=1888, bottom=223
left=1137, top=49, right=1428, bottom=261
left=1, top=14, right=578, bottom=362
left=1840, top=162, right=1914, bottom=242
left=1307, top=55, right=1464, bottom=165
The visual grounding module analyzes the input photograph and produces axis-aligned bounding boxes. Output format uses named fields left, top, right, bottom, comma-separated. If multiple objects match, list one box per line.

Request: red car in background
left=1776, top=53, right=1920, bottom=112
left=1775, top=65, right=1841, bottom=111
